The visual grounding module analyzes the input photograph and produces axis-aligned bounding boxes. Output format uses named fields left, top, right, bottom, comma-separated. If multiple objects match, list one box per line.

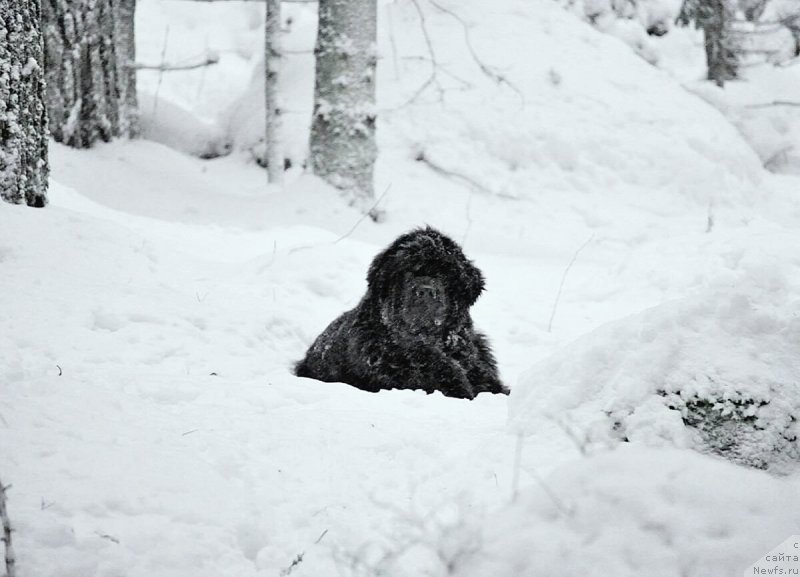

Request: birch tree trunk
left=43, top=0, right=138, bottom=148
left=309, top=0, right=377, bottom=211
left=0, top=0, right=49, bottom=207
left=265, top=0, right=282, bottom=184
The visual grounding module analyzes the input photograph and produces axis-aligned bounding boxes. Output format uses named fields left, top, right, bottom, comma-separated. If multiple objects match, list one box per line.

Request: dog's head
left=366, top=227, right=485, bottom=335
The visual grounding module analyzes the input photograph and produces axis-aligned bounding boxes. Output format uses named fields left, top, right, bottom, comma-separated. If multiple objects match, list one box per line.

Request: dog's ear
left=458, top=260, right=485, bottom=307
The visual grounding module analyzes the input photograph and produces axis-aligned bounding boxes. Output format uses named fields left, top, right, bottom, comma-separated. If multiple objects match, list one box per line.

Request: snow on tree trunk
left=0, top=0, right=49, bottom=207
left=309, top=0, right=377, bottom=211
left=43, top=0, right=138, bottom=148
left=116, top=0, right=138, bottom=138
left=265, top=0, right=282, bottom=184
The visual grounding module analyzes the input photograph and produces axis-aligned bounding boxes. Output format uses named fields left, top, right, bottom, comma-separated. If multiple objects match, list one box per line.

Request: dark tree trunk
left=0, top=0, right=49, bottom=207
left=309, top=0, right=377, bottom=211
left=43, top=0, right=138, bottom=148
left=677, top=0, right=738, bottom=87
left=702, top=16, right=737, bottom=86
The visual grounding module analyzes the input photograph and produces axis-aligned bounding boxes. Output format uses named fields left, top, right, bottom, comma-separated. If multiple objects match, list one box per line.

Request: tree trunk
left=0, top=0, right=49, bottom=207
left=43, top=0, right=138, bottom=148
left=265, top=0, right=282, bottom=184
left=309, top=0, right=377, bottom=211
left=116, top=0, right=138, bottom=137
left=703, top=17, right=737, bottom=86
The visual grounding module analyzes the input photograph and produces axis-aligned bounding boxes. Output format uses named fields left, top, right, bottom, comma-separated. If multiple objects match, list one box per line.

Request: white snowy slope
left=2, top=0, right=800, bottom=576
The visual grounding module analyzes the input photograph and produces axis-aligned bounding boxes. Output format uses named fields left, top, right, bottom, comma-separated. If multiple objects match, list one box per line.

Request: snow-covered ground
left=2, top=0, right=799, bottom=575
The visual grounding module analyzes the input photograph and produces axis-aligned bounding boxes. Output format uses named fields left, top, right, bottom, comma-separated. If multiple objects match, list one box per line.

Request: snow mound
left=453, top=446, right=800, bottom=577
left=138, top=92, right=230, bottom=159
left=378, top=0, right=763, bottom=212
left=510, top=253, right=800, bottom=472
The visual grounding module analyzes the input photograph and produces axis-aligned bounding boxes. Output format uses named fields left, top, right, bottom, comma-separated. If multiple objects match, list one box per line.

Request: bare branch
left=427, top=0, right=525, bottom=106
left=415, top=150, right=518, bottom=199
left=130, top=56, right=219, bottom=71
left=404, top=0, right=445, bottom=106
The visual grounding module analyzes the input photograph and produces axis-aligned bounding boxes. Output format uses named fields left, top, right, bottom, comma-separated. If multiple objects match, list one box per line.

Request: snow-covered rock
left=510, top=251, right=800, bottom=472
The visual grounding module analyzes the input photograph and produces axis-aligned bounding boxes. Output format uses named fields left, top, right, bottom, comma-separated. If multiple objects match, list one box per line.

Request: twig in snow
left=547, top=234, right=595, bottom=333
left=95, top=531, right=120, bottom=544
left=745, top=100, right=800, bottom=108
left=314, top=529, right=329, bottom=544
left=415, top=150, right=517, bottom=200
left=56, top=364, right=62, bottom=376
left=1, top=479, right=16, bottom=577
left=333, top=184, right=392, bottom=243
left=279, top=552, right=304, bottom=576
left=428, top=0, right=525, bottom=107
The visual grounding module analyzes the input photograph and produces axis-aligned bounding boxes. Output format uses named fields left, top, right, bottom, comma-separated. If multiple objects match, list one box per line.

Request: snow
left=510, top=250, right=800, bottom=472
left=2, top=0, right=800, bottom=575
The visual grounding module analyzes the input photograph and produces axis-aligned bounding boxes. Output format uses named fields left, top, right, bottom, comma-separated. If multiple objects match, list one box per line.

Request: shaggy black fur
left=294, top=227, right=508, bottom=399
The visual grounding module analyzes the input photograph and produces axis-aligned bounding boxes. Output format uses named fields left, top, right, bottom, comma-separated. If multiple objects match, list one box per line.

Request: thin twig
left=333, top=184, right=392, bottom=243
left=279, top=552, right=304, bottom=576
left=428, top=0, right=525, bottom=107
left=746, top=100, right=800, bottom=108
left=314, top=528, right=329, bottom=544
left=152, top=26, right=171, bottom=118
left=547, top=235, right=595, bottom=333
left=130, top=56, right=219, bottom=71
left=416, top=151, right=517, bottom=199
left=404, top=0, right=445, bottom=106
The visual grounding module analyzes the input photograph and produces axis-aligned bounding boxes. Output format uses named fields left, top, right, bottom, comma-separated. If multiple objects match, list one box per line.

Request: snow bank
left=510, top=246, right=800, bottom=472
left=377, top=0, right=763, bottom=214
left=453, top=446, right=800, bottom=577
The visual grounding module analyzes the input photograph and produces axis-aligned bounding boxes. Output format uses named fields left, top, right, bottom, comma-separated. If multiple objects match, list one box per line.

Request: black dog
left=295, top=227, right=508, bottom=399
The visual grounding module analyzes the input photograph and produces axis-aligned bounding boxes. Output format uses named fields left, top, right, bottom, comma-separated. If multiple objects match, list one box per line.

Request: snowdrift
left=510, top=244, right=800, bottom=472
left=377, top=0, right=763, bottom=210
left=453, top=446, right=800, bottom=577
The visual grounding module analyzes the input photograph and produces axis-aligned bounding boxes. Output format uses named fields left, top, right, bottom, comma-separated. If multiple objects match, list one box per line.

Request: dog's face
left=398, top=275, right=449, bottom=334
left=367, top=227, right=485, bottom=309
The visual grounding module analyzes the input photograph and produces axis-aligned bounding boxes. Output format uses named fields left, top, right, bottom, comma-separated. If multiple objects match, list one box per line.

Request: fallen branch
left=1, top=478, right=15, bottom=577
